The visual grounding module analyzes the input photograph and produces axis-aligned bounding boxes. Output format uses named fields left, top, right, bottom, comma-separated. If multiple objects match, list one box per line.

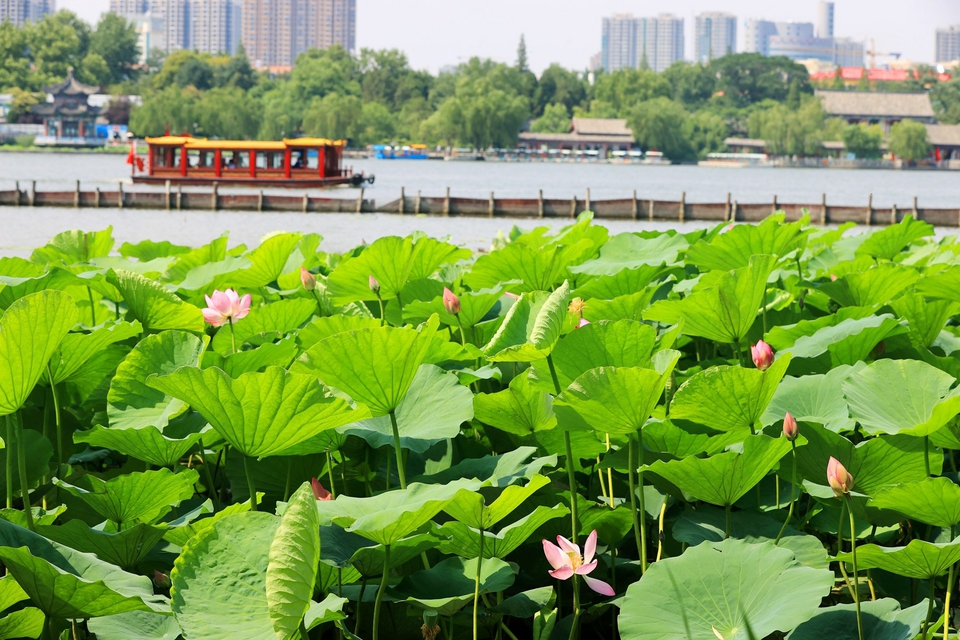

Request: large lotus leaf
left=87, top=610, right=182, bottom=640
left=220, top=232, right=302, bottom=289
left=290, top=316, right=439, bottom=416
left=163, top=500, right=252, bottom=548
left=836, top=539, right=960, bottom=579
left=54, top=468, right=199, bottom=526
left=37, top=520, right=167, bottom=570
left=0, top=574, right=28, bottom=612
left=618, top=538, right=833, bottom=640
left=644, top=254, right=775, bottom=344
left=75, top=424, right=205, bottom=468
left=303, top=594, right=347, bottom=631
left=642, top=420, right=714, bottom=459
left=483, top=281, right=570, bottom=362
left=120, top=238, right=191, bottom=261
left=109, top=269, right=204, bottom=332
left=842, top=358, right=960, bottom=436
left=646, top=434, right=792, bottom=507
left=670, top=354, right=791, bottom=433
left=107, top=330, right=205, bottom=430
left=529, top=319, right=658, bottom=391
left=162, top=235, right=228, bottom=283
left=390, top=556, right=515, bottom=616
left=48, top=320, right=142, bottom=385
left=782, top=315, right=905, bottom=368
left=443, top=475, right=550, bottom=530
left=147, top=366, right=368, bottom=458
left=685, top=214, right=809, bottom=271
left=582, top=291, right=653, bottom=322
left=297, top=315, right=380, bottom=351
left=788, top=598, right=927, bottom=640
left=761, top=366, right=858, bottom=433
left=554, top=364, right=676, bottom=436
left=404, top=286, right=507, bottom=329
left=570, top=232, right=687, bottom=276
left=340, top=533, right=436, bottom=578
left=765, top=307, right=878, bottom=351
left=0, top=519, right=164, bottom=618
left=474, top=374, right=556, bottom=436
left=436, top=505, right=568, bottom=559
left=169, top=256, right=250, bottom=293
left=573, top=263, right=665, bottom=300
left=319, top=479, right=477, bottom=546
left=171, top=511, right=279, bottom=640
left=868, top=477, right=960, bottom=528
left=466, top=240, right=594, bottom=292
left=341, top=364, right=472, bottom=453
left=0, top=607, right=43, bottom=640
left=266, top=482, right=321, bottom=640
left=210, top=298, right=316, bottom=355
left=215, top=338, right=299, bottom=377
left=915, top=266, right=960, bottom=302
left=0, top=428, right=53, bottom=498
left=891, top=293, right=957, bottom=349
left=417, top=447, right=555, bottom=488
left=856, top=215, right=934, bottom=261
left=31, top=227, right=114, bottom=264
left=819, top=265, right=919, bottom=308
left=0, top=290, right=78, bottom=415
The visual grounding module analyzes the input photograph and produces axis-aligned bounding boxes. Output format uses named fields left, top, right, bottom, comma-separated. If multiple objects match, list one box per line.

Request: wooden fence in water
left=2, top=180, right=959, bottom=228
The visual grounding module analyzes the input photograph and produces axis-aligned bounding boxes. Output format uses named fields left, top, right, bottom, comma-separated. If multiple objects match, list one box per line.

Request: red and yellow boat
left=132, top=136, right=373, bottom=188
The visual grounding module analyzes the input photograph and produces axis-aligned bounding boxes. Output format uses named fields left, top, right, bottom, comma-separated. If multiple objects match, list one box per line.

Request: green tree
left=841, top=123, right=884, bottom=159
left=355, top=101, right=397, bottom=145
left=931, top=78, right=960, bottom=124
left=216, top=50, right=257, bottom=91
left=79, top=52, right=111, bottom=86
left=662, top=61, right=716, bottom=108
left=530, top=102, right=571, bottom=133
left=175, top=57, right=215, bottom=90
left=90, top=13, right=140, bottom=84
left=594, top=68, right=672, bottom=114
left=360, top=48, right=413, bottom=108
left=709, top=53, right=811, bottom=108
left=888, top=119, right=931, bottom=162
left=748, top=97, right=828, bottom=156
left=290, top=46, right=361, bottom=103
left=5, top=87, right=40, bottom=122
left=196, top=86, right=261, bottom=138
left=683, top=111, right=729, bottom=159
left=25, top=11, right=88, bottom=85
left=420, top=97, right=462, bottom=148
left=302, top=92, right=363, bottom=141
left=534, top=64, right=587, bottom=117
left=516, top=34, right=528, bottom=72
left=0, top=22, right=32, bottom=91
left=627, top=97, right=694, bottom=161
left=258, top=88, right=301, bottom=139
left=129, top=86, right=200, bottom=137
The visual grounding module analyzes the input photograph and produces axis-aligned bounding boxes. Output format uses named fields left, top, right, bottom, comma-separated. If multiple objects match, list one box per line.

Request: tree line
left=0, top=10, right=956, bottom=161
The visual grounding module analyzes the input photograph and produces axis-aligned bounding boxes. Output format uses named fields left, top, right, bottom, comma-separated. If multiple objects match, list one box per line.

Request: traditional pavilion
left=32, top=68, right=103, bottom=147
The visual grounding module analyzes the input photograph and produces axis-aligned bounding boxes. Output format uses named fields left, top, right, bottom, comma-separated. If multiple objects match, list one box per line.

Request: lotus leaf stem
left=547, top=354, right=578, bottom=544
left=87, top=286, right=97, bottom=326
left=326, top=450, right=337, bottom=499
left=15, top=413, right=33, bottom=530
left=924, top=578, right=936, bottom=640
left=775, top=440, right=798, bottom=544
left=4, top=416, right=12, bottom=510
left=724, top=502, right=731, bottom=540
left=396, top=294, right=404, bottom=322
left=605, top=433, right=614, bottom=509
left=373, top=544, right=391, bottom=640
left=925, top=435, right=932, bottom=477
left=243, top=455, right=257, bottom=511
left=389, top=409, right=407, bottom=489
left=198, top=439, right=220, bottom=510
left=45, top=365, right=62, bottom=483
left=657, top=502, right=667, bottom=561
left=945, top=562, right=956, bottom=640
left=228, top=317, right=237, bottom=354
left=456, top=314, right=467, bottom=348
left=568, top=574, right=581, bottom=640
left=473, top=525, right=483, bottom=640
left=376, top=293, right=385, bottom=326
left=846, top=496, right=863, bottom=640
left=628, top=436, right=647, bottom=572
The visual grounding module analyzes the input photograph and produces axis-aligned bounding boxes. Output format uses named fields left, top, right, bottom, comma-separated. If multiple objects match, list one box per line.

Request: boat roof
left=144, top=136, right=346, bottom=149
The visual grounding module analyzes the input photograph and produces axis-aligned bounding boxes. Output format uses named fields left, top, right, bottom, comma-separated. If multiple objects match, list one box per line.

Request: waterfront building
left=936, top=25, right=960, bottom=64
left=0, top=0, right=54, bottom=26
left=241, top=0, right=355, bottom=69
left=518, top=118, right=636, bottom=156
left=600, top=13, right=684, bottom=73
left=695, top=12, right=736, bottom=63
left=816, top=90, right=936, bottom=133
left=31, top=69, right=104, bottom=147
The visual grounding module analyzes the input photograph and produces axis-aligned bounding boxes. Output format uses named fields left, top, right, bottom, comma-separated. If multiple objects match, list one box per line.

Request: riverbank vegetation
left=1, top=214, right=960, bottom=639
left=2, top=9, right=960, bottom=160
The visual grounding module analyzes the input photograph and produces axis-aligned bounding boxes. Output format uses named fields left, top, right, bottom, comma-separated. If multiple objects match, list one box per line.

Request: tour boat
left=131, top=136, right=374, bottom=188
left=372, top=144, right=430, bottom=159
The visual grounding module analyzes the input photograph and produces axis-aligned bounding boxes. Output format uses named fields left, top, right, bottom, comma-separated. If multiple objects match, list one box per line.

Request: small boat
left=132, top=136, right=374, bottom=188
left=373, top=144, right=430, bottom=159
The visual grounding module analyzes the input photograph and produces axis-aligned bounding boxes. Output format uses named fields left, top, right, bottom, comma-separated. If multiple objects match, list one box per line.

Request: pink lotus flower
left=542, top=529, right=615, bottom=596
left=369, top=275, right=380, bottom=294
left=576, top=318, right=590, bottom=329
left=751, top=340, right=774, bottom=371
left=202, top=289, right=251, bottom=327
left=827, top=456, right=854, bottom=497
left=311, top=477, right=333, bottom=501
left=442, top=287, right=461, bottom=314
left=783, top=412, right=798, bottom=441
left=300, top=267, right=317, bottom=292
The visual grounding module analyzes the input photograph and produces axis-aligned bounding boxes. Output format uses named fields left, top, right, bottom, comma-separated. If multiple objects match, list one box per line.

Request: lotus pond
left=3, top=212, right=960, bottom=640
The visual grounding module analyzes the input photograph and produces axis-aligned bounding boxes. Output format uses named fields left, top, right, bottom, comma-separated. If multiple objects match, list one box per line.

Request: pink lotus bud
left=827, top=456, right=854, bottom=497
left=368, top=275, right=380, bottom=294
left=783, top=412, right=798, bottom=440
left=576, top=318, right=590, bottom=329
left=311, top=477, right=333, bottom=501
left=751, top=340, right=775, bottom=371
left=442, top=287, right=461, bottom=314
left=300, top=267, right=316, bottom=291
left=830, top=274, right=838, bottom=281
left=153, top=570, right=171, bottom=590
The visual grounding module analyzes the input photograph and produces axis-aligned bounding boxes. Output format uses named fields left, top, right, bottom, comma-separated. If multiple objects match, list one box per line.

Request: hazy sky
left=62, top=0, right=960, bottom=73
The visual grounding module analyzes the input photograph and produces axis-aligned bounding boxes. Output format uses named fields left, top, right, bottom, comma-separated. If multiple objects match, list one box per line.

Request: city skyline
left=54, top=0, right=960, bottom=73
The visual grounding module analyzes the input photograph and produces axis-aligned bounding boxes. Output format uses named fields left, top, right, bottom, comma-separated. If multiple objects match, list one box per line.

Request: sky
left=61, top=0, right=960, bottom=74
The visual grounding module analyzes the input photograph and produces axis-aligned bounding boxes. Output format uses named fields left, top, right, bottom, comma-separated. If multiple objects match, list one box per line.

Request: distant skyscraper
left=817, top=1, right=834, bottom=39
left=241, top=0, right=355, bottom=68
left=600, top=13, right=683, bottom=73
left=601, top=14, right=639, bottom=72
left=936, top=25, right=960, bottom=64
left=150, top=0, right=190, bottom=51
left=743, top=20, right=777, bottom=56
left=0, top=0, right=54, bottom=26
left=191, top=0, right=241, bottom=54
left=695, top=12, right=736, bottom=63
left=318, top=0, right=355, bottom=52
left=649, top=14, right=684, bottom=72
left=109, top=0, right=149, bottom=14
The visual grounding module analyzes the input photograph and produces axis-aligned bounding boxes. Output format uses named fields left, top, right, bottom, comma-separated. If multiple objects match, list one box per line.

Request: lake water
left=2, top=151, right=960, bottom=257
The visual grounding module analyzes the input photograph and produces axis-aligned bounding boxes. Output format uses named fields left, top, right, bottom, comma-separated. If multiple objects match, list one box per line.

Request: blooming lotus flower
left=369, top=275, right=380, bottom=294
left=442, top=287, right=461, bottom=314
left=827, top=456, right=854, bottom=497
left=783, top=412, right=798, bottom=441
left=311, top=477, right=333, bottom=501
left=202, top=289, right=251, bottom=327
left=300, top=267, right=316, bottom=292
left=751, top=340, right=774, bottom=371
left=542, top=529, right=615, bottom=596
left=576, top=317, right=591, bottom=329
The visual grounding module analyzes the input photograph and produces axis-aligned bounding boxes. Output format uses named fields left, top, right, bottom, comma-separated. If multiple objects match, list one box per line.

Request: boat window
left=236, top=151, right=250, bottom=168
left=291, top=150, right=308, bottom=169
left=269, top=152, right=285, bottom=169
left=256, top=152, right=267, bottom=169
left=153, top=147, right=169, bottom=168
left=187, top=150, right=200, bottom=168
left=306, top=149, right=318, bottom=169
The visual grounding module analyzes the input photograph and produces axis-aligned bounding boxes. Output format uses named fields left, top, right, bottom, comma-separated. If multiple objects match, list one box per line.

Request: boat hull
left=132, top=174, right=370, bottom=189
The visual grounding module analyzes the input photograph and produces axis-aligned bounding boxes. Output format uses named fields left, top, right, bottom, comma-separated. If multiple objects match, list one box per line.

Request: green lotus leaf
left=291, top=316, right=438, bottom=416
left=86, top=610, right=183, bottom=640
left=765, top=307, right=878, bottom=351
left=781, top=315, right=905, bottom=368
left=641, top=419, right=714, bottom=458
left=835, top=539, right=960, bottom=579
left=220, top=232, right=302, bottom=289
left=266, top=482, right=321, bottom=640
left=915, top=265, right=960, bottom=302
left=685, top=214, right=810, bottom=271
left=842, top=358, right=960, bottom=436
left=216, top=338, right=299, bottom=377
left=48, top=320, right=142, bottom=385
left=868, top=477, right=960, bottom=528
left=436, top=505, right=568, bottom=559
left=297, top=315, right=381, bottom=351
left=74, top=424, right=206, bottom=468
left=856, top=215, right=934, bottom=261
left=0, top=574, right=28, bottom=612
left=443, top=475, right=550, bottom=530
left=467, top=240, right=593, bottom=291
left=644, top=254, right=775, bottom=344
left=390, top=556, right=516, bottom=617
left=569, top=232, right=687, bottom=276
left=482, top=281, right=570, bottom=362
left=670, top=354, right=791, bottom=433
left=404, top=285, right=508, bottom=329
left=347, top=533, right=437, bottom=578
left=0, top=290, right=78, bottom=415
left=171, top=511, right=280, bottom=640
left=646, top=434, right=792, bottom=507
left=147, top=365, right=369, bottom=458
left=582, top=291, right=653, bottom=322
left=304, top=594, right=348, bottom=631
left=0, top=428, right=53, bottom=499
left=474, top=374, right=557, bottom=436
left=162, top=235, right=228, bottom=283
left=787, top=598, right=928, bottom=640
left=37, top=520, right=168, bottom=570
left=120, top=239, right=191, bottom=261
left=573, top=263, right=666, bottom=299
left=341, top=364, right=473, bottom=453
left=109, top=269, right=204, bottom=332
left=618, top=539, right=833, bottom=640
left=761, top=365, right=859, bottom=433
left=210, top=298, right=316, bottom=355
left=489, top=587, right=555, bottom=619
left=31, top=228, right=114, bottom=264
left=417, top=447, right=556, bottom=487
left=54, top=468, right=199, bottom=526
left=107, top=330, right=205, bottom=431
left=891, top=293, right=957, bottom=349
left=162, top=500, right=252, bottom=547
left=819, top=264, right=919, bottom=308
left=0, top=607, right=44, bottom=640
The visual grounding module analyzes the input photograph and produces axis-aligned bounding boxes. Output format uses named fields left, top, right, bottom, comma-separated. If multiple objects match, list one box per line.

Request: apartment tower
left=242, top=0, right=355, bottom=68
left=694, top=12, right=736, bottom=63
left=0, top=0, right=55, bottom=26
left=600, top=13, right=684, bottom=73
left=936, top=25, right=960, bottom=64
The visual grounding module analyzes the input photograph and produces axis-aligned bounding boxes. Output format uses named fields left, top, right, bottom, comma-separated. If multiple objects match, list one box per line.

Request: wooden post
left=302, top=193, right=309, bottom=214
left=772, top=194, right=778, bottom=215
left=211, top=182, right=218, bottom=212
left=356, top=187, right=365, bottom=214
left=258, top=190, right=263, bottom=212
left=95, top=187, right=101, bottom=208
left=632, top=190, right=638, bottom=220
left=732, top=200, right=739, bottom=222
left=820, top=193, right=827, bottom=225
left=865, top=193, right=872, bottom=226
left=415, top=190, right=421, bottom=214
left=488, top=191, right=495, bottom=218
left=13, top=181, right=19, bottom=207
left=399, top=187, right=405, bottom=214
left=177, top=184, right=182, bottom=211
left=891, top=203, right=898, bottom=226
left=538, top=189, right=544, bottom=218
left=118, top=182, right=124, bottom=209
left=913, top=196, right=919, bottom=218
left=74, top=180, right=80, bottom=208
left=165, top=180, right=171, bottom=210
left=570, top=195, right=577, bottom=218
left=648, top=198, right=654, bottom=222
left=586, top=188, right=591, bottom=211
left=725, top=192, right=731, bottom=221
left=29, top=181, right=35, bottom=207
left=679, top=192, right=686, bottom=223
left=443, top=187, right=450, bottom=216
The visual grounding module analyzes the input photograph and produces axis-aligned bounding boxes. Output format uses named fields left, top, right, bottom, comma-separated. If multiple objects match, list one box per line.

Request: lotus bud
left=827, top=456, right=854, bottom=497
left=442, top=287, right=461, bottom=315
left=153, top=570, right=171, bottom=590
left=311, top=477, right=333, bottom=501
left=300, top=267, right=316, bottom=292
left=368, top=275, right=380, bottom=294
left=421, top=610, right=440, bottom=640
left=576, top=317, right=590, bottom=329
left=751, top=340, right=775, bottom=371
left=783, top=412, right=798, bottom=441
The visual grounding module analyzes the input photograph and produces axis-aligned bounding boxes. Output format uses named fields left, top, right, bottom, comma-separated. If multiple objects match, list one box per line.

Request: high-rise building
left=695, top=12, right=736, bottom=63
left=599, top=13, right=683, bottom=73
left=746, top=11, right=862, bottom=68
left=601, top=14, right=639, bottom=72
left=191, top=0, right=241, bottom=54
left=936, top=25, right=960, bottom=64
left=1, top=0, right=54, bottom=26
left=150, top=0, right=190, bottom=51
left=817, top=1, right=834, bottom=39
left=318, top=0, right=355, bottom=52
left=110, top=0, right=149, bottom=14
left=128, top=12, right=166, bottom=62
left=743, top=20, right=777, bottom=57
left=649, top=14, right=684, bottom=72
left=241, top=0, right=355, bottom=68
